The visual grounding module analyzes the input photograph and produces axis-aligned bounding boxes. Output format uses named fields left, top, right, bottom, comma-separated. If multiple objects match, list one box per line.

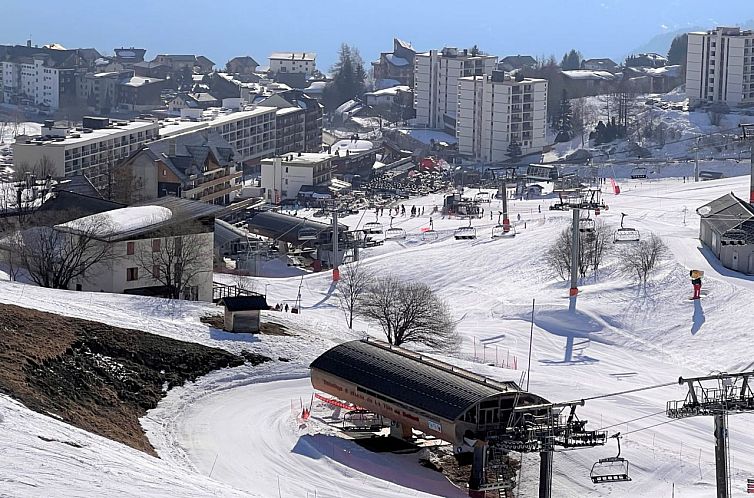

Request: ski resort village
left=4, top=7, right=754, bottom=497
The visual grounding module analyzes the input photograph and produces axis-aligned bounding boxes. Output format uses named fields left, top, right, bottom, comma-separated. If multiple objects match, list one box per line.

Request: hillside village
left=2, top=12, right=754, bottom=498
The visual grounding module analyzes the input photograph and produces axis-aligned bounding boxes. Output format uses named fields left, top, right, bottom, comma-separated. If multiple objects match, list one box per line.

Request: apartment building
left=457, top=71, right=548, bottom=162
left=414, top=47, right=497, bottom=133
left=260, top=153, right=332, bottom=203
left=159, top=106, right=277, bottom=165
left=259, top=90, right=323, bottom=154
left=372, top=38, right=416, bottom=87
left=116, top=131, right=242, bottom=205
left=12, top=117, right=160, bottom=189
left=268, top=52, right=317, bottom=76
left=2, top=56, right=74, bottom=110
left=686, top=26, right=754, bottom=106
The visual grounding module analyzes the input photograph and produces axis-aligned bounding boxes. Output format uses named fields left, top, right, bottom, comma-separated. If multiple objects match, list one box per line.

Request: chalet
left=226, top=56, right=260, bottom=75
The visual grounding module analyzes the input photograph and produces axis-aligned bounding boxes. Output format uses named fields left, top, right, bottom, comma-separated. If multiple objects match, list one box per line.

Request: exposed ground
left=0, top=303, right=256, bottom=455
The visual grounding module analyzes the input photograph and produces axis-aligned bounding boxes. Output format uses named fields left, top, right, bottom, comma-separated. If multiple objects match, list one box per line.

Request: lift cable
left=599, top=409, right=668, bottom=431
left=571, top=381, right=678, bottom=403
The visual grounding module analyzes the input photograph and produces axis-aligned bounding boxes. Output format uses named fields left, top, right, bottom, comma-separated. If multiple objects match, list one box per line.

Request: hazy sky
left=3, top=0, right=753, bottom=71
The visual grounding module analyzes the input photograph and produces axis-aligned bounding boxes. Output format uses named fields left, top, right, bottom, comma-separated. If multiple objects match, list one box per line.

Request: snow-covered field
left=3, top=170, right=754, bottom=496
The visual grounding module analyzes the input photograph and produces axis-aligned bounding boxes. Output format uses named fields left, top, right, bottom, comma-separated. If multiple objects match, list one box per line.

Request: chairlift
left=363, top=214, right=383, bottom=235
left=474, top=191, right=491, bottom=203
left=579, top=217, right=596, bottom=233
left=454, top=219, right=477, bottom=240
left=384, top=216, right=406, bottom=240
left=590, top=433, right=631, bottom=484
left=613, top=213, right=640, bottom=243
left=630, top=167, right=647, bottom=179
left=297, top=227, right=318, bottom=241
left=421, top=218, right=438, bottom=241
left=491, top=213, right=516, bottom=238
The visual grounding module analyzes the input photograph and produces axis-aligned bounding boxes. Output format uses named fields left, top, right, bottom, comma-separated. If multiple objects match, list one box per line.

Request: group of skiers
left=380, top=205, right=426, bottom=217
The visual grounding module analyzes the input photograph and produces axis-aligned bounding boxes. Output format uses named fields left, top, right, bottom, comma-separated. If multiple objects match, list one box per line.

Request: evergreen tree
left=560, top=49, right=583, bottom=70
left=555, top=89, right=573, bottom=142
left=507, top=140, right=522, bottom=160
left=322, top=44, right=367, bottom=112
left=667, top=33, right=688, bottom=65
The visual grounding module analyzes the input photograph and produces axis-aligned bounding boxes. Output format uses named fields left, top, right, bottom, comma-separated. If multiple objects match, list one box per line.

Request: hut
left=219, top=295, right=269, bottom=333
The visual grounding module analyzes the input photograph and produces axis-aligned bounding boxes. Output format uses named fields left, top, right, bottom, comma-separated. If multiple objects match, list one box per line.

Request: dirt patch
left=200, top=314, right=292, bottom=336
left=0, top=303, right=255, bottom=455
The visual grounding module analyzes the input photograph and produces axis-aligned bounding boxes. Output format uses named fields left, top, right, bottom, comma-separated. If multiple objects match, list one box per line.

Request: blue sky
left=3, top=0, right=752, bottom=71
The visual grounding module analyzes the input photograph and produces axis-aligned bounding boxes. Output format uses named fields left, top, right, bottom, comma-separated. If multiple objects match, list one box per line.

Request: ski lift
left=454, top=219, right=477, bottom=240
left=590, top=433, right=631, bottom=484
left=613, top=213, right=640, bottom=243
left=298, top=227, right=318, bottom=241
left=630, top=167, right=647, bottom=179
left=421, top=218, right=438, bottom=241
left=363, top=214, right=383, bottom=235
left=384, top=216, right=406, bottom=240
left=579, top=217, right=596, bottom=233
left=474, top=191, right=491, bottom=203
left=491, top=213, right=516, bottom=238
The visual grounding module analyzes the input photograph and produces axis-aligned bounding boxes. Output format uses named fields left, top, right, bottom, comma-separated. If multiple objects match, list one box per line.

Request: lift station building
left=310, top=339, right=548, bottom=450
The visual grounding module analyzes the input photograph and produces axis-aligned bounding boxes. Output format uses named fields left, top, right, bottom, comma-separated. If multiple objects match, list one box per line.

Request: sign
left=747, top=477, right=754, bottom=493
left=428, top=420, right=442, bottom=432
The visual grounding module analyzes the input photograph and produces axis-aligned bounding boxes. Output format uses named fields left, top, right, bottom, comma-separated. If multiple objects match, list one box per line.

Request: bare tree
left=544, top=222, right=612, bottom=280
left=358, top=275, right=458, bottom=350
left=14, top=155, right=57, bottom=181
left=336, top=260, right=374, bottom=329
left=16, top=214, right=114, bottom=289
left=618, top=233, right=668, bottom=285
left=136, top=221, right=211, bottom=300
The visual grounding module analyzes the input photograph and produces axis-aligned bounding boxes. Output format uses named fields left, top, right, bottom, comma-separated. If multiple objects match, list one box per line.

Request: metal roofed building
left=697, top=192, right=754, bottom=273
left=310, top=339, right=547, bottom=448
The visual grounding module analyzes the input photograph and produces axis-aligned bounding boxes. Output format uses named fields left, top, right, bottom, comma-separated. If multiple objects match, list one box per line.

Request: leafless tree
left=336, top=260, right=374, bottom=329
left=618, top=233, right=668, bottom=285
left=358, top=275, right=458, bottom=350
left=15, top=213, right=114, bottom=289
left=14, top=155, right=56, bottom=181
left=544, top=222, right=612, bottom=280
left=136, top=220, right=210, bottom=300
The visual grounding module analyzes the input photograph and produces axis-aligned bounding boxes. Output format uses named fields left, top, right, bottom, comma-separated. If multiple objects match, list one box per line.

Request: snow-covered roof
left=365, top=85, right=411, bottom=97
left=119, top=76, right=164, bottom=87
left=561, top=70, right=618, bottom=81
left=331, top=139, right=374, bottom=155
left=269, top=52, right=316, bottom=61
left=395, top=38, right=413, bottom=51
left=57, top=206, right=172, bottom=239
left=385, top=54, right=409, bottom=67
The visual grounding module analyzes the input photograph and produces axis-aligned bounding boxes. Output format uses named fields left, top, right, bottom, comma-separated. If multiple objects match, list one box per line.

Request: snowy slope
left=3, top=174, right=754, bottom=496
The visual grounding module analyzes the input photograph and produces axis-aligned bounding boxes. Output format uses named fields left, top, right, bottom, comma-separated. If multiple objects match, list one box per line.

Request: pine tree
left=667, top=33, right=688, bottom=65
left=560, top=49, right=583, bottom=70
left=555, top=89, right=573, bottom=142
left=322, top=44, right=367, bottom=112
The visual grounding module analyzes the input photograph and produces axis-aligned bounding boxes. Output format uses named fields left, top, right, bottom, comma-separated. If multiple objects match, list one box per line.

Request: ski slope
left=2, top=173, right=754, bottom=496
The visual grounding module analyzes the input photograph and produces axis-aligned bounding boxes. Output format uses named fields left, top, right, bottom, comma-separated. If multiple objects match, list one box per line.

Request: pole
left=749, top=144, right=754, bottom=203
left=501, top=179, right=510, bottom=232
left=539, top=450, right=553, bottom=498
left=695, top=137, right=700, bottom=183
left=569, top=208, right=580, bottom=297
left=332, top=208, right=340, bottom=281
left=526, top=298, right=535, bottom=391
left=714, top=413, right=729, bottom=498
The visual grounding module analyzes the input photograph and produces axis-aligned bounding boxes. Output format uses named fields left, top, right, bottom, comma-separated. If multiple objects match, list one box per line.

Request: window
left=126, top=241, right=135, bottom=255
left=126, top=267, right=138, bottom=281
left=152, top=239, right=161, bottom=252
left=152, top=265, right=160, bottom=278
left=174, top=236, right=183, bottom=253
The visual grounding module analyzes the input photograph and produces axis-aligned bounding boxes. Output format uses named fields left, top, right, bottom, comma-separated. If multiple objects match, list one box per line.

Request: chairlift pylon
left=590, top=433, right=631, bottom=484
left=491, top=212, right=516, bottom=238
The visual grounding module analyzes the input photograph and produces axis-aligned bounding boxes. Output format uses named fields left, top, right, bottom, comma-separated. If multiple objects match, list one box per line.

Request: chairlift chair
left=454, top=219, right=477, bottom=240
left=384, top=216, right=406, bottom=240
left=579, top=217, right=596, bottom=233
left=630, top=167, right=647, bottom=179
left=491, top=213, right=516, bottom=238
left=421, top=218, right=438, bottom=241
left=613, top=213, right=640, bottom=243
left=363, top=214, right=383, bottom=235
left=590, top=433, right=631, bottom=484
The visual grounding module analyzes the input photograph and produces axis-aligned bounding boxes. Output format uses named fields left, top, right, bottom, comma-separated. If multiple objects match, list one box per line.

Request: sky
left=3, top=0, right=753, bottom=72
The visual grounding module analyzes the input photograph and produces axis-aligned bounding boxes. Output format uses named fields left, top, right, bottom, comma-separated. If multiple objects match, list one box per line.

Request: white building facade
left=260, top=153, right=332, bottom=203
left=686, top=26, right=754, bottom=106
left=413, top=47, right=497, bottom=133
left=2, top=58, right=62, bottom=110
left=268, top=52, right=317, bottom=76
left=457, top=72, right=548, bottom=162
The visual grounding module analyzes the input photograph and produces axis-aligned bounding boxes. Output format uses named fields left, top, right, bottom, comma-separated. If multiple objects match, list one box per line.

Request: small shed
left=697, top=193, right=754, bottom=274
left=219, top=295, right=269, bottom=333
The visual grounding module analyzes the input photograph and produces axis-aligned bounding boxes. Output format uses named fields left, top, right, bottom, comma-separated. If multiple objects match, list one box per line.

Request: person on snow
left=690, top=270, right=703, bottom=299
left=284, top=303, right=289, bottom=312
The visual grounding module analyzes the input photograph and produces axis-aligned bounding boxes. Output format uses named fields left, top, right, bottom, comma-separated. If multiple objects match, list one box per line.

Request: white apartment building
left=260, top=153, right=332, bottom=203
left=2, top=58, right=62, bottom=109
left=12, top=117, right=160, bottom=189
left=686, top=26, right=754, bottom=106
left=159, top=106, right=277, bottom=163
left=414, top=47, right=497, bottom=133
left=268, top=52, right=317, bottom=76
left=457, top=71, right=548, bottom=162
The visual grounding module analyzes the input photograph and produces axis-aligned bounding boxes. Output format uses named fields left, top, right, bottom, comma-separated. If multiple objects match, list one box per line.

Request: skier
left=690, top=270, right=703, bottom=299
left=284, top=303, right=289, bottom=312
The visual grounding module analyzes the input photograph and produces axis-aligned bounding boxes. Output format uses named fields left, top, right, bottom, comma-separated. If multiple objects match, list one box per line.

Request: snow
left=561, top=70, right=619, bottom=80
left=398, top=128, right=458, bottom=145
left=4, top=171, right=754, bottom=495
left=365, top=85, right=411, bottom=97
left=57, top=206, right=173, bottom=237
left=385, top=54, right=409, bottom=67
left=330, top=139, right=374, bottom=154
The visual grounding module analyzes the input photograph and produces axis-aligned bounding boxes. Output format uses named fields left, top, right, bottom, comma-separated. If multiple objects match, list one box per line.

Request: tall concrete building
left=413, top=47, right=497, bottom=133
left=457, top=71, right=547, bottom=162
left=686, top=26, right=754, bottom=106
